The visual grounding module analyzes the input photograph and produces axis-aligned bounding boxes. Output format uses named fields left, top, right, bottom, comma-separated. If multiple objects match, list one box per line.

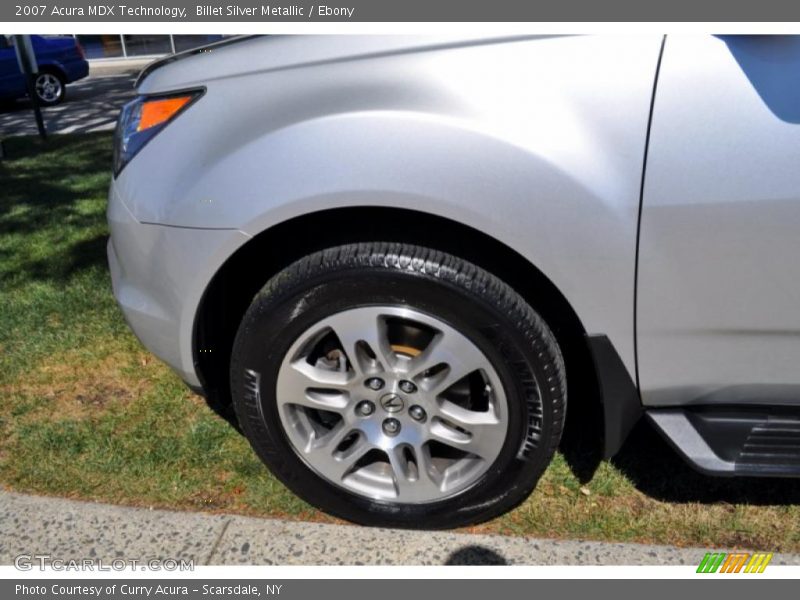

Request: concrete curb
left=1, top=490, right=798, bottom=566
left=88, top=59, right=154, bottom=76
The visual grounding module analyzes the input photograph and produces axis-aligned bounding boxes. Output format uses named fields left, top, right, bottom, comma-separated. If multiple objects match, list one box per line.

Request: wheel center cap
left=379, top=393, right=405, bottom=413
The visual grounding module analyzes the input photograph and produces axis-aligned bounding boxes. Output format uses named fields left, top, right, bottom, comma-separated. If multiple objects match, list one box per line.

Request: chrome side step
left=647, top=407, right=800, bottom=477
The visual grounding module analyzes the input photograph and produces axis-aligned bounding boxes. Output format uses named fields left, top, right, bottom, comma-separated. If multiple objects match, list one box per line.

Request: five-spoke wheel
left=34, top=71, right=65, bottom=106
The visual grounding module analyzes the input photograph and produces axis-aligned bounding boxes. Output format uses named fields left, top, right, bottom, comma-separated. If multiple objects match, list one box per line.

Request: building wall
left=72, top=35, right=226, bottom=60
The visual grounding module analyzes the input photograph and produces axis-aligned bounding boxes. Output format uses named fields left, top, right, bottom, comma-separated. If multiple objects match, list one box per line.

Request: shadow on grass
left=558, top=376, right=605, bottom=486
left=13, top=233, right=110, bottom=284
left=561, top=396, right=800, bottom=506
left=0, top=132, right=113, bottom=288
left=202, top=393, right=243, bottom=435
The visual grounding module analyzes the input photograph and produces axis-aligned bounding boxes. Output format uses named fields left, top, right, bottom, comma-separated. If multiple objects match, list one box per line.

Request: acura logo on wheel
left=380, top=393, right=405, bottom=413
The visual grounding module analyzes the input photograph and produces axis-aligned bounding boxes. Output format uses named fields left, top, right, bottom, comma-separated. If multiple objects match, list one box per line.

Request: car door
left=638, top=35, right=800, bottom=408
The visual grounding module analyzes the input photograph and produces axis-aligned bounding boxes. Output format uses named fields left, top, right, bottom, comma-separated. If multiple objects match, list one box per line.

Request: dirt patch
left=1, top=349, right=157, bottom=420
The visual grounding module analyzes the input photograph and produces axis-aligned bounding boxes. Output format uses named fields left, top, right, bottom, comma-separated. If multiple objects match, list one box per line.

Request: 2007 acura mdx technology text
left=108, top=34, right=800, bottom=528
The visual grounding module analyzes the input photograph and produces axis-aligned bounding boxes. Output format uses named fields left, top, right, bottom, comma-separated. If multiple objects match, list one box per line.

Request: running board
left=647, top=406, right=800, bottom=477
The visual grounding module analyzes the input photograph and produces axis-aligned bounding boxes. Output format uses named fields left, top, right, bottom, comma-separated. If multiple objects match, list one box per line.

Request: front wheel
left=230, top=243, right=566, bottom=528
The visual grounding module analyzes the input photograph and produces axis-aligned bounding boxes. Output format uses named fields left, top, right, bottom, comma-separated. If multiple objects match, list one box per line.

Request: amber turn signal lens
left=137, top=96, right=193, bottom=132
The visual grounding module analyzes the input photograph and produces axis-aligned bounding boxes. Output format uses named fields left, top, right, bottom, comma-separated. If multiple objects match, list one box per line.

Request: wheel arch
left=193, top=206, right=608, bottom=450
left=36, top=62, right=67, bottom=80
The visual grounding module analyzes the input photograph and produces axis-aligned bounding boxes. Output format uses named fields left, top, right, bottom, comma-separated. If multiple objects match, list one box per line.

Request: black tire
left=230, top=242, right=566, bottom=528
left=33, top=70, right=66, bottom=106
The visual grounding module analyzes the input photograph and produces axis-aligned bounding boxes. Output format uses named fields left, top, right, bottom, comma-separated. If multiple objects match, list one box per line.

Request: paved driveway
left=0, top=64, right=141, bottom=137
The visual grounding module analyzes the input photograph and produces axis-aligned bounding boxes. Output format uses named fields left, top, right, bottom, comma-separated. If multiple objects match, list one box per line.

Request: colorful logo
left=697, top=552, right=773, bottom=573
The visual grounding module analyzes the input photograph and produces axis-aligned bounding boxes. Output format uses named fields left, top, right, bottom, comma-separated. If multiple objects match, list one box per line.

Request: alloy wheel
left=35, top=73, right=62, bottom=104
left=275, top=305, right=509, bottom=503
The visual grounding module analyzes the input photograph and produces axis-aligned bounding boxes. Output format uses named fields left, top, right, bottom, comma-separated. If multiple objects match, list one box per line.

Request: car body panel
left=111, top=34, right=664, bottom=385
left=639, top=35, right=800, bottom=407
left=107, top=185, right=250, bottom=385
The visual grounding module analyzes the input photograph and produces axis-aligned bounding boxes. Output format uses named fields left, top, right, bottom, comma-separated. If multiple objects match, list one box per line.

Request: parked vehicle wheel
left=230, top=243, right=566, bottom=528
left=33, top=70, right=65, bottom=106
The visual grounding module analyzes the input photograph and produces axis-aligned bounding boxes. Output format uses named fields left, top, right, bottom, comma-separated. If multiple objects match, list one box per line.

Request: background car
left=0, top=35, right=89, bottom=106
left=108, top=34, right=800, bottom=529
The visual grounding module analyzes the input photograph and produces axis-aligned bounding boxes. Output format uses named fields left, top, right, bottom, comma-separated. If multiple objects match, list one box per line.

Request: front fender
left=115, top=35, right=663, bottom=377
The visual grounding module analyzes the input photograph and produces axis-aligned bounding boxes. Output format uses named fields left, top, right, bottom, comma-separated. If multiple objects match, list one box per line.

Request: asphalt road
left=2, top=490, right=799, bottom=566
left=0, top=61, right=148, bottom=138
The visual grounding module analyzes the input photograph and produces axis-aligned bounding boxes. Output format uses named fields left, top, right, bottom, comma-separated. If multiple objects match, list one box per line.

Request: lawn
left=1, top=132, right=799, bottom=552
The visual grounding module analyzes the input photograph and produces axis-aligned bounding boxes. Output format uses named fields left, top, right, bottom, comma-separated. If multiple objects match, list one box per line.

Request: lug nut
left=382, top=418, right=401, bottom=436
left=409, top=405, right=427, bottom=422
left=399, top=380, right=417, bottom=394
left=356, top=400, right=375, bottom=417
left=365, top=377, right=385, bottom=391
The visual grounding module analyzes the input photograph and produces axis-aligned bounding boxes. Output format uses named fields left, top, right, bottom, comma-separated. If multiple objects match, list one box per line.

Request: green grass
left=1, top=133, right=800, bottom=551
left=0, top=133, right=314, bottom=520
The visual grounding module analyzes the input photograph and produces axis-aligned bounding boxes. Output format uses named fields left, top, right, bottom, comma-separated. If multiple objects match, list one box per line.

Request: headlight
left=113, top=89, right=203, bottom=176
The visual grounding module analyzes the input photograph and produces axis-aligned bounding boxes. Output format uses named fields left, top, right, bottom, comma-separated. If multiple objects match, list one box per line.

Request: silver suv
left=108, top=34, right=800, bottom=528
